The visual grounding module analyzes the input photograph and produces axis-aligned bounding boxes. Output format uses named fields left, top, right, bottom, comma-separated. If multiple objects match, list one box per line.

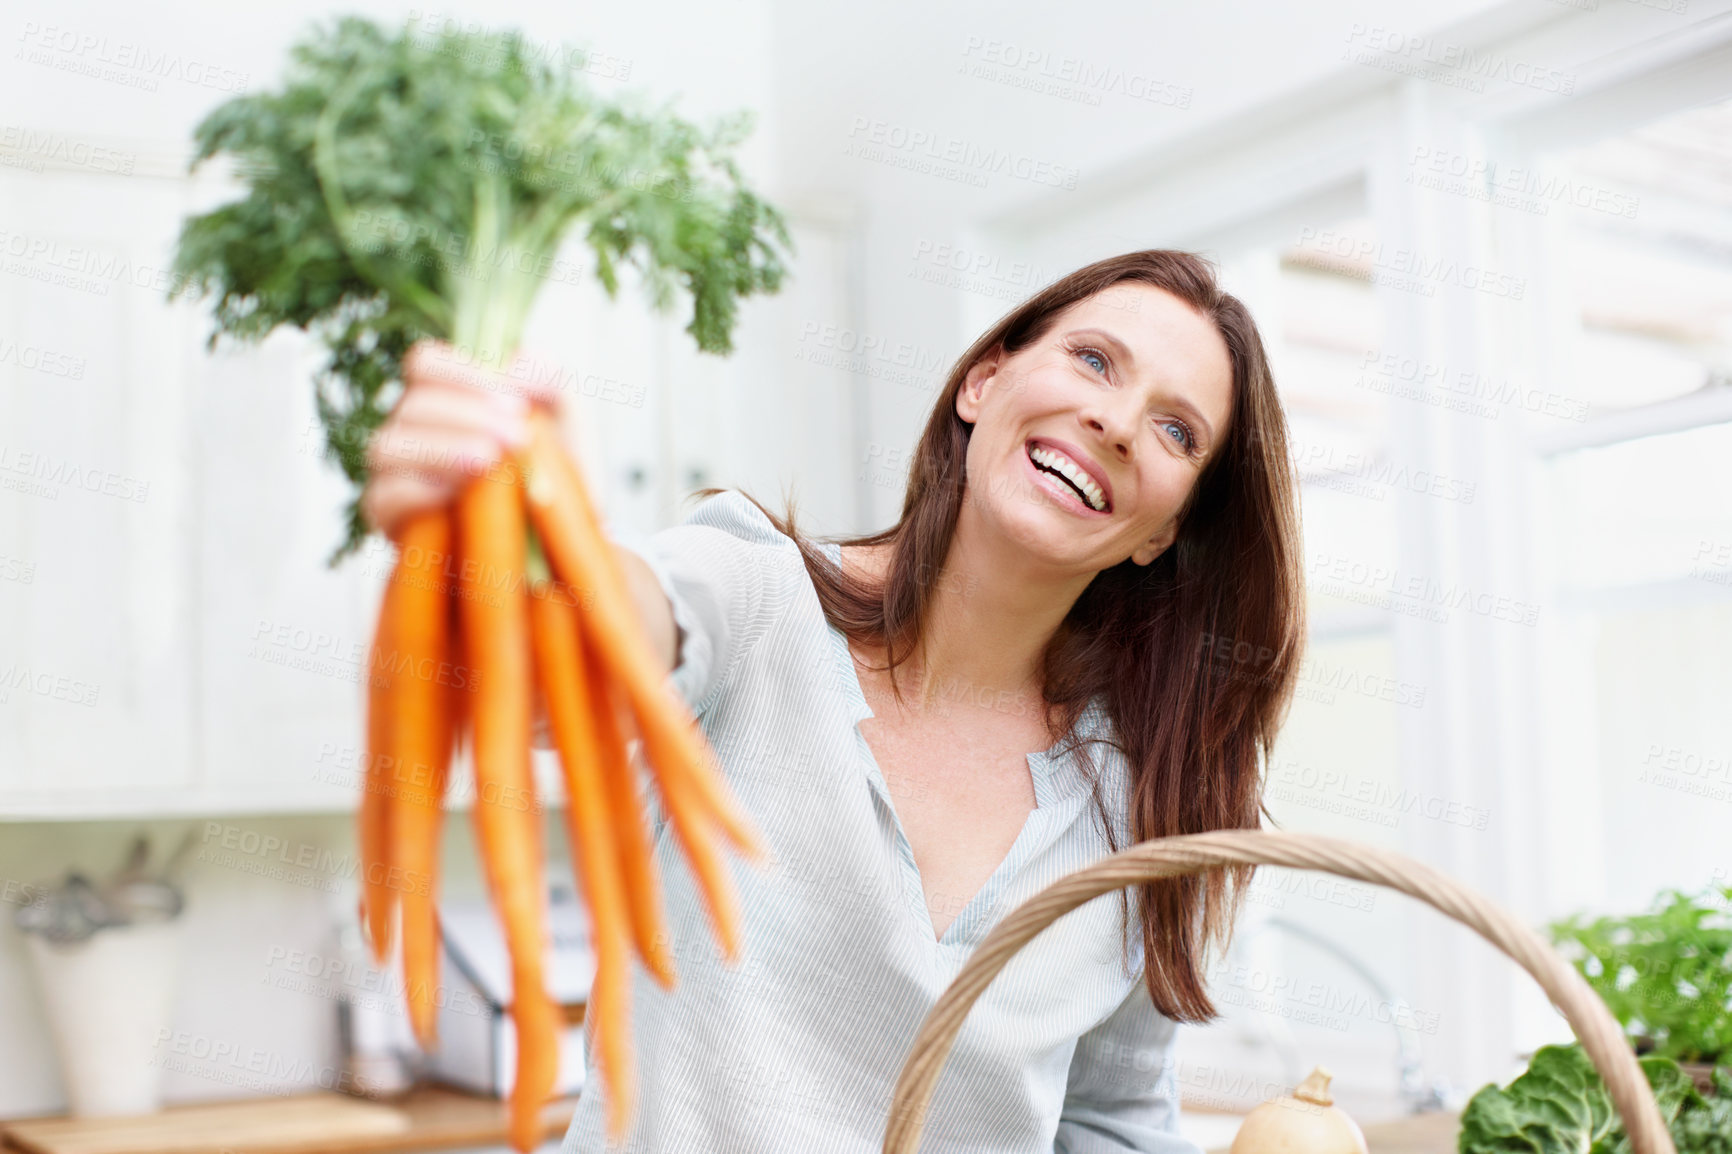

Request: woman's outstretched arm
left=614, top=542, right=679, bottom=679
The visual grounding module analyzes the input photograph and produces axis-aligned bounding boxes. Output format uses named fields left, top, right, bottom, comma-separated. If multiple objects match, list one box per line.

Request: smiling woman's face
left=954, top=282, right=1235, bottom=572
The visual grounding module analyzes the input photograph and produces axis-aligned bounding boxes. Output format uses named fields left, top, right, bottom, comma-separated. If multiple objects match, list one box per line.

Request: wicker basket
left=881, top=830, right=1677, bottom=1154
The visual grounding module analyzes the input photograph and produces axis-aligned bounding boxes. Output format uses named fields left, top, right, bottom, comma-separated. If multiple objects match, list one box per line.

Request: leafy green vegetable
left=1549, top=883, right=1732, bottom=1066
left=170, top=15, right=793, bottom=562
left=1670, top=1072, right=1732, bottom=1154
left=1457, top=1042, right=1732, bottom=1154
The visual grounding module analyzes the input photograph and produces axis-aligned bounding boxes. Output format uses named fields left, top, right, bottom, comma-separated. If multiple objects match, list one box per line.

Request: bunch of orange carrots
left=359, top=406, right=766, bottom=1151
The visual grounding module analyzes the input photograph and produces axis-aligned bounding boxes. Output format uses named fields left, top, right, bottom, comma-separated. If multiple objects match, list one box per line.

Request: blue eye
left=1159, top=419, right=1194, bottom=449
left=1076, top=347, right=1108, bottom=374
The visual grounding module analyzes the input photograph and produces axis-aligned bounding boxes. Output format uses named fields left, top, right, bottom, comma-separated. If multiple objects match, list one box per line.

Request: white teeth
left=1028, top=444, right=1106, bottom=511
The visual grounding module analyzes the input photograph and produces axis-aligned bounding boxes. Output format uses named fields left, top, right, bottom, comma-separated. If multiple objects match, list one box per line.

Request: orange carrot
left=457, top=460, right=559, bottom=1154
left=519, top=409, right=766, bottom=863
left=360, top=515, right=431, bottom=964
left=518, top=410, right=762, bottom=966
left=360, top=619, right=395, bottom=965
left=528, top=570, right=636, bottom=1142
left=391, top=509, right=458, bottom=1048
left=580, top=632, right=677, bottom=991
left=657, top=765, right=747, bottom=960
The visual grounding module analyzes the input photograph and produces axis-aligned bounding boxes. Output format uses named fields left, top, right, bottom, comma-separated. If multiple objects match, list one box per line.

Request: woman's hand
left=361, top=340, right=679, bottom=728
left=360, top=339, right=566, bottom=541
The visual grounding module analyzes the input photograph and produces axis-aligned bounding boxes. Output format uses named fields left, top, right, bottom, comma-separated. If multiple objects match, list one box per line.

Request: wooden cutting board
left=0, top=1087, right=578, bottom=1154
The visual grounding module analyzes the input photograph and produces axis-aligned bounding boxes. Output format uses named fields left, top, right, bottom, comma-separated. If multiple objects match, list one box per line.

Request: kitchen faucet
left=1222, top=908, right=1464, bottom=1115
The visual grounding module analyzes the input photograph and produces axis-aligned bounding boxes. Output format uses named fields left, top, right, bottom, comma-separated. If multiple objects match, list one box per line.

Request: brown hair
left=695, top=249, right=1305, bottom=1022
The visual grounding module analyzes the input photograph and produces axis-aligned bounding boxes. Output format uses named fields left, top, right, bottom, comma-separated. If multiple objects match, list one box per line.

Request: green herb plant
left=170, top=15, right=792, bottom=561
left=1548, top=882, right=1732, bottom=1067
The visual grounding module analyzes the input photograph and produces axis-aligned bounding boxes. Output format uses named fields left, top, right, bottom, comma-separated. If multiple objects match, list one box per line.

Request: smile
left=1024, top=439, right=1112, bottom=515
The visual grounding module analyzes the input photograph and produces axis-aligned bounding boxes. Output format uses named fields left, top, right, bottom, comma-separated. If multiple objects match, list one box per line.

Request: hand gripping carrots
left=359, top=404, right=768, bottom=1150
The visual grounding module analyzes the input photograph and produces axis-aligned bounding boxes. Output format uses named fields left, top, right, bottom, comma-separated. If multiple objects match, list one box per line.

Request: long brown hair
left=695, top=249, right=1305, bottom=1022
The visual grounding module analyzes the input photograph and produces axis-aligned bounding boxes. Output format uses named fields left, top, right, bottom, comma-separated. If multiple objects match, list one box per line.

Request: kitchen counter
left=0, top=1086, right=577, bottom=1154
left=1, top=1090, right=1460, bottom=1154
left=1204, top=1109, right=1459, bottom=1154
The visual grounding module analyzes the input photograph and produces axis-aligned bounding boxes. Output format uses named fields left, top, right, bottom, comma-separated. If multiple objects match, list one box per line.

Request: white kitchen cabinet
left=0, top=162, right=202, bottom=806
left=190, top=326, right=382, bottom=811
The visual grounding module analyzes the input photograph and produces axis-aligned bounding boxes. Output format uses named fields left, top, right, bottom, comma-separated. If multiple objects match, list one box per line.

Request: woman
left=362, top=250, right=1305, bottom=1152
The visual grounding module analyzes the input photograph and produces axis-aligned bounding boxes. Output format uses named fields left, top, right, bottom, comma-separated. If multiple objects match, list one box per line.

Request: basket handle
left=881, top=830, right=1676, bottom=1154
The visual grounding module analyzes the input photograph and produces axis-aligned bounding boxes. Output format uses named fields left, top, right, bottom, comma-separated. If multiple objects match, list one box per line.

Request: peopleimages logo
left=1307, top=549, right=1541, bottom=627
left=1341, top=24, right=1575, bottom=95
left=1267, top=757, right=1492, bottom=832
left=15, top=21, right=250, bottom=93
left=1207, top=961, right=1443, bottom=1034
left=406, top=11, right=633, bottom=81
left=795, top=321, right=947, bottom=392
left=844, top=117, right=1079, bottom=190
left=1354, top=349, right=1590, bottom=424
left=1406, top=145, right=1639, bottom=220
left=1294, top=226, right=1526, bottom=300
left=0, top=337, right=86, bottom=379
left=0, top=443, right=150, bottom=503
left=0, top=228, right=198, bottom=297
left=0, top=125, right=137, bottom=175
left=1289, top=438, right=1478, bottom=505
left=956, top=37, right=1192, bottom=110
left=0, top=663, right=100, bottom=707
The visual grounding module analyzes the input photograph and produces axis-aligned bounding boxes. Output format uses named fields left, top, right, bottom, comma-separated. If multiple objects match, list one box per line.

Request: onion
left=1229, top=1066, right=1369, bottom=1154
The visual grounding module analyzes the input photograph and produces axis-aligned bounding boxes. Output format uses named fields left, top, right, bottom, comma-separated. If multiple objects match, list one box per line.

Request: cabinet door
left=193, top=325, right=377, bottom=811
left=0, top=167, right=200, bottom=806
left=0, top=158, right=378, bottom=815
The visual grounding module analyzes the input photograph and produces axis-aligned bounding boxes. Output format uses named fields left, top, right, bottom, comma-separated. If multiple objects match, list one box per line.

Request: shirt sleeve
left=602, top=489, right=793, bottom=719
left=1054, top=974, right=1206, bottom=1154
left=600, top=491, right=800, bottom=837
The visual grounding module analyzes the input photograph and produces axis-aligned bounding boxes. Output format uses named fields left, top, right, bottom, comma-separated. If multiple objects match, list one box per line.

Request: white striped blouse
left=561, top=489, right=1204, bottom=1153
